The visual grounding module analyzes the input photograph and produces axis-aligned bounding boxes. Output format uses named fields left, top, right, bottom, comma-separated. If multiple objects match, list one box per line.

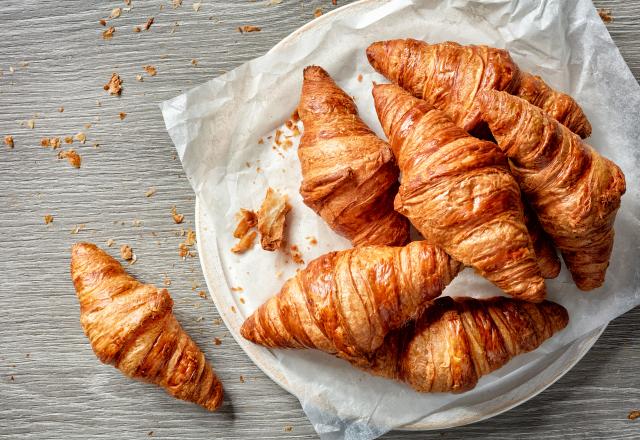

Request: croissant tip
left=71, top=242, right=101, bottom=260
left=366, top=41, right=386, bottom=67
left=303, top=65, right=330, bottom=81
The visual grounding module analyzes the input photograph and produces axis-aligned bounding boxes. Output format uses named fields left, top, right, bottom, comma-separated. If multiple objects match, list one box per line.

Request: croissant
left=70, top=242, right=224, bottom=411
left=372, top=83, right=545, bottom=302
left=298, top=66, right=409, bottom=246
left=350, top=296, right=569, bottom=393
left=241, top=241, right=462, bottom=358
left=478, top=91, right=626, bottom=290
left=523, top=202, right=561, bottom=279
left=366, top=39, right=591, bottom=138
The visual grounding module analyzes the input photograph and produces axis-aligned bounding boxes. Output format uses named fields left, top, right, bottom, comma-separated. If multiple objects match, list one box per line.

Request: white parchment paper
left=161, top=0, right=640, bottom=438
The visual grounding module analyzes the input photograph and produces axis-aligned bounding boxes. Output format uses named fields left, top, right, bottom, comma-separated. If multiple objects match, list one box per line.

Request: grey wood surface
left=1, top=1, right=638, bottom=439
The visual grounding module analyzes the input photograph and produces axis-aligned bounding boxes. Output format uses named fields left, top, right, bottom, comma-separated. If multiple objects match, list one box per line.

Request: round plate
left=195, top=199, right=605, bottom=430
left=194, top=0, right=606, bottom=430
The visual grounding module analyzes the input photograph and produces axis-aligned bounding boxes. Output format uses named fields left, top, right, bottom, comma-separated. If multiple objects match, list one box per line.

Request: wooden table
left=1, top=1, right=638, bottom=438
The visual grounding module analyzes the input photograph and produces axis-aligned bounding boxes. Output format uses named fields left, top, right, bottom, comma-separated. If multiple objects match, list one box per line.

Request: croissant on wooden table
left=241, top=241, right=462, bottom=359
left=297, top=65, right=409, bottom=246
left=478, top=91, right=626, bottom=290
left=372, top=83, right=546, bottom=302
left=366, top=39, right=591, bottom=138
left=349, top=296, right=569, bottom=393
left=70, top=242, right=224, bottom=411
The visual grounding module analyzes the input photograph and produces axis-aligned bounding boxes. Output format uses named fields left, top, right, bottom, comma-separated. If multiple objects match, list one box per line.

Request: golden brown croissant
left=241, top=241, right=461, bottom=358
left=70, top=242, right=224, bottom=411
left=478, top=91, right=626, bottom=290
left=366, top=39, right=591, bottom=138
left=298, top=66, right=409, bottom=246
left=351, top=296, right=569, bottom=393
left=372, top=83, right=545, bottom=302
left=523, top=202, right=561, bottom=279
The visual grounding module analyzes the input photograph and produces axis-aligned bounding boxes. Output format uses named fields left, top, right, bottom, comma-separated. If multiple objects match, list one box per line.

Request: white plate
left=196, top=198, right=605, bottom=430
left=193, top=0, right=606, bottom=430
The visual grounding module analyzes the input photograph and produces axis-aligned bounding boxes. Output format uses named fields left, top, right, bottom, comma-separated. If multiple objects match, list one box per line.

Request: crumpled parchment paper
left=160, top=0, right=640, bottom=438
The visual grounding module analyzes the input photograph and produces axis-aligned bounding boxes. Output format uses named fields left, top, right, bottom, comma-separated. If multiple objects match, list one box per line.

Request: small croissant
left=70, top=243, right=224, bottom=411
left=241, top=241, right=461, bottom=358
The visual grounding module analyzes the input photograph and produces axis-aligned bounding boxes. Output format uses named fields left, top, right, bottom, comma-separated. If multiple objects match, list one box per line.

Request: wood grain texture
left=0, top=1, right=638, bottom=439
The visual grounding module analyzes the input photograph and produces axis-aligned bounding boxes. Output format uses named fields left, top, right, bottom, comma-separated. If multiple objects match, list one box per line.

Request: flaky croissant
left=350, top=296, right=569, bottom=393
left=70, top=243, right=224, bottom=411
left=478, top=91, right=626, bottom=290
left=523, top=202, right=561, bottom=279
left=366, top=39, right=591, bottom=138
left=241, top=241, right=461, bottom=358
left=373, top=83, right=545, bottom=302
left=298, top=66, right=409, bottom=246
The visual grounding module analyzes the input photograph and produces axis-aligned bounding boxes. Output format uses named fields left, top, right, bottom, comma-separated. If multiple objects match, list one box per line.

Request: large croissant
left=350, top=296, right=569, bottom=393
left=366, top=39, right=591, bottom=138
left=298, top=66, right=409, bottom=246
left=70, top=243, right=224, bottom=411
left=478, top=91, right=626, bottom=290
left=241, top=241, right=461, bottom=358
left=523, top=201, right=561, bottom=279
left=372, top=83, right=545, bottom=302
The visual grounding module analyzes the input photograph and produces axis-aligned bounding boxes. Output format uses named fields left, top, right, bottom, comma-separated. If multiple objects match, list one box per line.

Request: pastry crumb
left=133, top=26, right=141, bottom=33
left=50, top=137, right=61, bottom=149
left=238, top=25, right=261, bottom=33
left=74, top=132, right=86, bottom=144
left=120, top=244, right=134, bottom=261
left=104, top=73, right=123, bottom=95
left=58, top=150, right=81, bottom=168
left=102, top=26, right=115, bottom=39
left=231, top=230, right=257, bottom=254
left=306, top=236, right=318, bottom=245
left=41, top=138, right=51, bottom=148
left=44, top=214, right=54, bottom=224
left=284, top=426, right=293, bottom=432
left=70, top=224, right=85, bottom=234
left=64, top=136, right=73, bottom=144
left=598, top=8, right=613, bottom=23
left=357, top=73, right=363, bottom=82
left=257, top=187, right=291, bottom=251
left=99, top=19, right=107, bottom=26
left=110, top=7, right=122, bottom=18
left=162, top=275, right=171, bottom=286
left=290, top=245, right=304, bottom=265
left=4, top=136, right=14, bottom=148
left=239, top=297, right=245, bottom=304
left=231, top=306, right=237, bottom=313
left=178, top=242, right=189, bottom=258
left=143, top=17, right=155, bottom=30
left=144, top=187, right=156, bottom=197
left=27, top=119, right=35, bottom=129
left=172, top=0, right=182, bottom=8
left=233, top=208, right=257, bottom=238
left=171, top=206, right=184, bottom=224
left=143, top=65, right=157, bottom=76
left=314, top=7, right=323, bottom=17
left=119, top=112, right=127, bottom=120
left=239, top=375, right=245, bottom=383
left=184, top=229, right=196, bottom=246
left=212, top=318, right=222, bottom=326
left=213, top=337, right=222, bottom=345
left=58, top=106, right=64, bottom=112
left=136, top=74, right=143, bottom=81
left=198, top=291, right=207, bottom=299
left=147, top=431, right=153, bottom=437
left=192, top=2, right=201, bottom=12
left=230, top=286, right=243, bottom=292
left=332, top=0, right=337, bottom=5
left=106, top=238, right=115, bottom=247
left=258, top=138, right=264, bottom=144
left=629, top=410, right=640, bottom=420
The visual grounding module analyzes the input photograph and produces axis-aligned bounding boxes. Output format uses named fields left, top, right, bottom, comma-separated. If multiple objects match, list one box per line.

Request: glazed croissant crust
left=366, top=39, right=591, bottom=138
left=241, top=241, right=461, bottom=358
left=298, top=66, right=409, bottom=246
left=70, top=243, right=224, bottom=411
left=373, top=83, right=545, bottom=302
left=478, top=91, right=626, bottom=290
left=351, top=296, right=569, bottom=393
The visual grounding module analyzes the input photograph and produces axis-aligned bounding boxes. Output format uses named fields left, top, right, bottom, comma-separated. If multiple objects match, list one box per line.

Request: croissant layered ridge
left=478, top=91, right=625, bottom=290
left=241, top=241, right=462, bottom=358
left=70, top=242, right=224, bottom=411
left=373, top=83, right=545, bottom=302
left=298, top=65, right=409, bottom=246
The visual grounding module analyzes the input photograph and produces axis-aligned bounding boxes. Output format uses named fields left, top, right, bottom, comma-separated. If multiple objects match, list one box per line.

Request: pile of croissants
left=69, top=39, right=625, bottom=412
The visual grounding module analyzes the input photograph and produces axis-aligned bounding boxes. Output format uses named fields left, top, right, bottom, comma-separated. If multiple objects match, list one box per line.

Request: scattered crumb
left=64, top=136, right=73, bottom=144
left=132, top=219, right=142, bottom=227
left=231, top=230, right=257, bottom=254
left=102, top=26, right=115, bottom=39
left=238, top=25, right=261, bottom=33
left=70, top=224, right=86, bottom=234
left=99, top=18, right=107, bottom=26
left=184, top=229, right=196, bottom=246
left=110, top=7, right=122, bottom=18
left=10, top=376, right=14, bottom=381
left=163, top=275, right=171, bottom=286
left=142, top=17, right=155, bottom=31
left=133, top=26, right=141, bottom=33
left=143, top=65, right=157, bottom=76
left=120, top=244, right=134, bottom=261
left=74, top=132, right=86, bottom=144
left=193, top=2, right=201, bottom=12
left=357, top=73, right=363, bottom=82
left=27, top=119, right=35, bottom=129
left=171, top=206, right=184, bottom=224
left=306, top=236, right=318, bottom=245
left=84, top=123, right=92, bottom=129
left=4, top=136, right=14, bottom=148
left=212, top=318, right=222, bottom=326
left=239, top=375, right=245, bottom=383
left=231, top=306, right=236, bottom=313
left=290, top=245, right=304, bottom=265
left=230, top=286, right=243, bottom=292
left=275, top=270, right=283, bottom=278
left=44, top=214, right=54, bottom=225
left=119, top=112, right=127, bottom=120
left=58, top=150, right=81, bottom=168
left=173, top=0, right=182, bottom=8
left=268, top=0, right=283, bottom=4
left=106, top=238, right=115, bottom=247
left=284, top=426, right=293, bottom=432
left=332, top=0, right=337, bottom=4
left=41, top=138, right=50, bottom=148
left=314, top=7, right=323, bottom=17
left=191, top=59, right=198, bottom=66
left=598, top=8, right=614, bottom=23
left=136, top=74, right=143, bottom=82
left=50, top=137, right=61, bottom=149
left=178, top=242, right=189, bottom=258
left=258, top=138, right=264, bottom=145
left=58, top=107, right=64, bottom=112
left=104, top=73, right=123, bottom=95
left=147, top=431, right=153, bottom=437
left=239, top=297, right=245, bottom=304
left=257, top=187, right=291, bottom=251
left=213, top=337, right=222, bottom=345
left=144, top=187, right=156, bottom=197
left=198, top=291, right=207, bottom=299
left=629, top=410, right=640, bottom=420
left=233, top=208, right=257, bottom=238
